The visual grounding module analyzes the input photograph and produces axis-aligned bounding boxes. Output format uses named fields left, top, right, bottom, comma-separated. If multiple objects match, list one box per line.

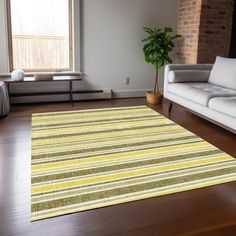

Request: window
left=7, top=0, right=73, bottom=72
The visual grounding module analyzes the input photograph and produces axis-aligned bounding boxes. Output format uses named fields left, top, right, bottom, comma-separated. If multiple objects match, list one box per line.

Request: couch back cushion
left=168, top=70, right=211, bottom=83
left=208, top=56, right=236, bottom=89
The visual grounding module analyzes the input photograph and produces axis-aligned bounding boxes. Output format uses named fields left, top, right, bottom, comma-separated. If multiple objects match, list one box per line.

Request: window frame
left=6, top=0, right=74, bottom=73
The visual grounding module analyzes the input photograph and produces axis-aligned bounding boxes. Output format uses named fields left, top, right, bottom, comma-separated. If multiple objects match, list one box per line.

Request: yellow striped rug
left=31, top=106, right=236, bottom=221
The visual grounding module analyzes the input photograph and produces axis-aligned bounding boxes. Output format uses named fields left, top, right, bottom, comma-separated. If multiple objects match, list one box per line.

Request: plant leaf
left=142, top=27, right=181, bottom=74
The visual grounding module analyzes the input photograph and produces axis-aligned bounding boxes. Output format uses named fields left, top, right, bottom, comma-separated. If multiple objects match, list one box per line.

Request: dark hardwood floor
left=0, top=98, right=236, bottom=236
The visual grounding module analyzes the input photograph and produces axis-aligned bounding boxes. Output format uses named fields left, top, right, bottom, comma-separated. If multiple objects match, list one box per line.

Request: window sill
left=0, top=71, right=82, bottom=78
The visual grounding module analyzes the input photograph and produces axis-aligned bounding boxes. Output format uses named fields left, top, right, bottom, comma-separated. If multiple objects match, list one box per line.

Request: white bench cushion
left=168, top=83, right=236, bottom=106
left=208, top=56, right=236, bottom=90
left=209, top=97, right=236, bottom=119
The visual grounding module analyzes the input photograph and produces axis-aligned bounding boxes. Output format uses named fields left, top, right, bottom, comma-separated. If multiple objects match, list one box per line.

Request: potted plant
left=142, top=27, right=181, bottom=104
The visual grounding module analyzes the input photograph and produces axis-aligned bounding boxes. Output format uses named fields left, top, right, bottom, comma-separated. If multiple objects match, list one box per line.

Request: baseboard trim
left=74, top=89, right=112, bottom=100
left=9, top=89, right=158, bottom=104
left=112, top=89, right=149, bottom=98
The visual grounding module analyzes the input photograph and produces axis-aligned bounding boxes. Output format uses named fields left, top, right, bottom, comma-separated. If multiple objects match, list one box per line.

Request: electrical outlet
left=125, top=77, right=130, bottom=85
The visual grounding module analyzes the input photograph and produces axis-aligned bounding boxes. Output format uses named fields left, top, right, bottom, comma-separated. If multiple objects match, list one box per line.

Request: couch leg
left=168, top=101, right=173, bottom=113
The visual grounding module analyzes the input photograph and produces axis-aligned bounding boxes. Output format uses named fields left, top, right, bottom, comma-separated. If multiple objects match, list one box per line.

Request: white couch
left=164, top=56, right=236, bottom=134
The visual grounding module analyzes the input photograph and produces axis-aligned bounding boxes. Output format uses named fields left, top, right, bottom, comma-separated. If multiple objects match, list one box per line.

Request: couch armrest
left=168, top=70, right=211, bottom=83
left=164, top=64, right=213, bottom=96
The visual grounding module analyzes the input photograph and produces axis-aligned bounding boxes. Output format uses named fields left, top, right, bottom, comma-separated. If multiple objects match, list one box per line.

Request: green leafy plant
left=142, top=27, right=181, bottom=94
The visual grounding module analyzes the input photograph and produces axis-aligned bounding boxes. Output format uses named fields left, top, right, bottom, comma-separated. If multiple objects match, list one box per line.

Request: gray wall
left=81, top=0, right=178, bottom=92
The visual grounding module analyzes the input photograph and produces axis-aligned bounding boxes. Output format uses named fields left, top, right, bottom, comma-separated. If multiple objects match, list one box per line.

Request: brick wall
left=177, top=0, right=234, bottom=64
left=177, top=0, right=202, bottom=64
left=197, top=0, right=234, bottom=63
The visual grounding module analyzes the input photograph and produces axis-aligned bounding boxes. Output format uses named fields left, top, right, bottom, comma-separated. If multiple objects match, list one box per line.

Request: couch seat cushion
left=209, top=97, right=236, bottom=119
left=168, top=83, right=236, bottom=106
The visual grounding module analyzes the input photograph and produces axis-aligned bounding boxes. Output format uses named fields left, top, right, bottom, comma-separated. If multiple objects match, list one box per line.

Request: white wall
left=81, top=0, right=178, bottom=93
left=0, top=0, right=178, bottom=101
left=0, top=0, right=9, bottom=73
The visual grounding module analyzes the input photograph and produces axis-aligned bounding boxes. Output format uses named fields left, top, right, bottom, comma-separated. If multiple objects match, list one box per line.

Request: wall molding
left=112, top=89, right=149, bottom=98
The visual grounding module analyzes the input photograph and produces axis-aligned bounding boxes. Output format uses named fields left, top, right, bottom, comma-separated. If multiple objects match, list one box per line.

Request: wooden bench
left=0, top=75, right=82, bottom=106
